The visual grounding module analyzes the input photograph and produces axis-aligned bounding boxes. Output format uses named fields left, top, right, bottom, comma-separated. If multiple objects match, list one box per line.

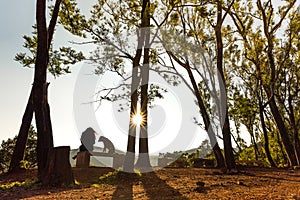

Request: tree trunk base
left=75, top=151, right=90, bottom=168
left=41, top=146, right=74, bottom=186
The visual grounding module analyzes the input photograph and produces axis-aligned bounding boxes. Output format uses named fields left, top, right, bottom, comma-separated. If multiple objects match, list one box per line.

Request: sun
left=131, top=103, right=144, bottom=126
left=132, top=112, right=143, bottom=126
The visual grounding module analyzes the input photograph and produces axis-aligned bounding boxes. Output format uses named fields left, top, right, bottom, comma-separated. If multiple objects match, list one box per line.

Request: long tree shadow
left=141, top=172, right=189, bottom=200
left=111, top=172, right=136, bottom=200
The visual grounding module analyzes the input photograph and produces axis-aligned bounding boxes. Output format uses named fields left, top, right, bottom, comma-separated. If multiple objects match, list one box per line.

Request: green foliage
left=0, top=138, right=15, bottom=173
left=98, top=170, right=141, bottom=185
left=237, top=131, right=288, bottom=168
left=15, top=26, right=85, bottom=77
left=0, top=178, right=37, bottom=192
left=15, top=1, right=86, bottom=78
left=0, top=126, right=37, bottom=173
left=169, top=153, right=194, bottom=168
left=59, top=0, right=87, bottom=37
left=237, top=146, right=269, bottom=167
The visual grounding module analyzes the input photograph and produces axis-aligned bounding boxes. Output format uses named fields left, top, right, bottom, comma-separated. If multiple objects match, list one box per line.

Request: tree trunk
left=185, top=66, right=225, bottom=168
left=8, top=89, right=34, bottom=173
left=221, top=115, right=236, bottom=170
left=276, top=128, right=288, bottom=166
left=215, top=1, right=236, bottom=171
left=264, top=87, right=298, bottom=166
left=288, top=89, right=300, bottom=165
left=34, top=83, right=54, bottom=179
left=35, top=0, right=60, bottom=179
left=257, top=0, right=297, bottom=167
left=41, top=146, right=74, bottom=186
left=123, top=33, right=142, bottom=173
left=9, top=0, right=62, bottom=177
left=249, top=130, right=259, bottom=161
left=258, top=93, right=276, bottom=167
left=135, top=0, right=152, bottom=170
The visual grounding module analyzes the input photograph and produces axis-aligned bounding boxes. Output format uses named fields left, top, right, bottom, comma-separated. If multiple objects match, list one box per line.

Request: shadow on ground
left=110, top=171, right=188, bottom=200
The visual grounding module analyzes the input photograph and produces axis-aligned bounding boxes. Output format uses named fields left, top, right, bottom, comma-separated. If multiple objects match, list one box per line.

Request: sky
left=0, top=1, right=86, bottom=149
left=0, top=0, right=209, bottom=153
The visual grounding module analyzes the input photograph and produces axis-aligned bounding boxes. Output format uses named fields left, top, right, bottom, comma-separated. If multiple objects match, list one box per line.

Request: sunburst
left=131, top=103, right=145, bottom=127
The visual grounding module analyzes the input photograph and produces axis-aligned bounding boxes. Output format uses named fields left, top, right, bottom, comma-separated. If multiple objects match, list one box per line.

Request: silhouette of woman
left=72, top=127, right=96, bottom=159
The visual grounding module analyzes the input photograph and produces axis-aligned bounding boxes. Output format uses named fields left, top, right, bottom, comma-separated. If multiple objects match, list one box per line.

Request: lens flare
left=132, top=112, right=143, bottom=126
left=131, top=103, right=145, bottom=126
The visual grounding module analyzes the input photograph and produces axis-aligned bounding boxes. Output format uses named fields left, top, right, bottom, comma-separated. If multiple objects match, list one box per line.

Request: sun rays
left=131, top=103, right=145, bottom=127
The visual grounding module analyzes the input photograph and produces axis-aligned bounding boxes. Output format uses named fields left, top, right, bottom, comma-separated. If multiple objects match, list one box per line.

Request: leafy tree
left=0, top=126, right=37, bottom=174
left=10, top=0, right=83, bottom=185
left=58, top=0, right=161, bottom=172
left=226, top=0, right=299, bottom=167
left=147, top=0, right=227, bottom=169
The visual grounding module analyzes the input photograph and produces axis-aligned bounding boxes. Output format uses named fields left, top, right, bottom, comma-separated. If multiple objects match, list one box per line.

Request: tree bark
left=122, top=30, right=142, bottom=173
left=41, top=146, right=74, bottom=186
left=288, top=89, right=300, bottom=165
left=264, top=87, right=298, bottom=166
left=135, top=0, right=152, bottom=170
left=35, top=0, right=62, bottom=180
left=249, top=130, right=259, bottom=161
left=185, top=66, right=225, bottom=168
left=215, top=0, right=236, bottom=171
left=258, top=94, right=276, bottom=167
left=8, top=89, right=34, bottom=173
left=34, top=0, right=52, bottom=179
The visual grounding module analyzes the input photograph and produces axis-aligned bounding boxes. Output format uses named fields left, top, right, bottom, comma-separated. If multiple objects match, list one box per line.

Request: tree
left=10, top=0, right=83, bottom=184
left=134, top=0, right=152, bottom=171
left=257, top=0, right=298, bottom=167
left=151, top=0, right=228, bottom=169
left=211, top=0, right=237, bottom=171
left=58, top=0, right=157, bottom=172
left=227, top=0, right=298, bottom=167
left=1, top=126, right=37, bottom=174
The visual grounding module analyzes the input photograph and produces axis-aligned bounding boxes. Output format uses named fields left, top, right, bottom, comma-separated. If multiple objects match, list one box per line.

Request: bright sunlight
left=131, top=103, right=144, bottom=126
left=132, top=112, right=143, bottom=126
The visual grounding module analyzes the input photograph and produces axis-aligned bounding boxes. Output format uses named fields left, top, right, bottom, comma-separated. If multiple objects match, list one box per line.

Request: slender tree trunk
left=276, top=128, right=289, bottom=166
left=135, top=0, right=152, bottom=170
left=8, top=89, right=34, bottom=172
left=185, top=66, right=225, bottom=168
left=258, top=94, right=276, bottom=167
left=215, top=1, right=236, bottom=171
left=249, top=130, right=259, bottom=161
left=35, top=0, right=53, bottom=179
left=35, top=0, right=63, bottom=180
left=288, top=89, right=300, bottom=165
left=123, top=26, right=144, bottom=173
left=264, top=87, right=298, bottom=166
left=123, top=58, right=139, bottom=173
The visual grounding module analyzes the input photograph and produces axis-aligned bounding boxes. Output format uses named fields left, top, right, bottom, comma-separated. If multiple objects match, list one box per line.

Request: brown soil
left=0, top=167, right=300, bottom=200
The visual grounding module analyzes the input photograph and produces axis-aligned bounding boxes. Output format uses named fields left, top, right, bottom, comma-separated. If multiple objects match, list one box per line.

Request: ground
left=0, top=167, right=300, bottom=200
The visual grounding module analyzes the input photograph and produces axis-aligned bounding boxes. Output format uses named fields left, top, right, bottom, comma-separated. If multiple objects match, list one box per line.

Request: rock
left=196, top=181, right=205, bottom=187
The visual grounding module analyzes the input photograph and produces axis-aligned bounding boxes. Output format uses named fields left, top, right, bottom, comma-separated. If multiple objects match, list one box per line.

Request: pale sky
left=0, top=0, right=90, bottom=149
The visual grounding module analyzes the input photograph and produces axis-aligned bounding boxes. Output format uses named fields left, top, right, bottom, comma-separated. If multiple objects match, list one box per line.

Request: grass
left=0, top=178, right=38, bottom=192
left=98, top=169, right=142, bottom=185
